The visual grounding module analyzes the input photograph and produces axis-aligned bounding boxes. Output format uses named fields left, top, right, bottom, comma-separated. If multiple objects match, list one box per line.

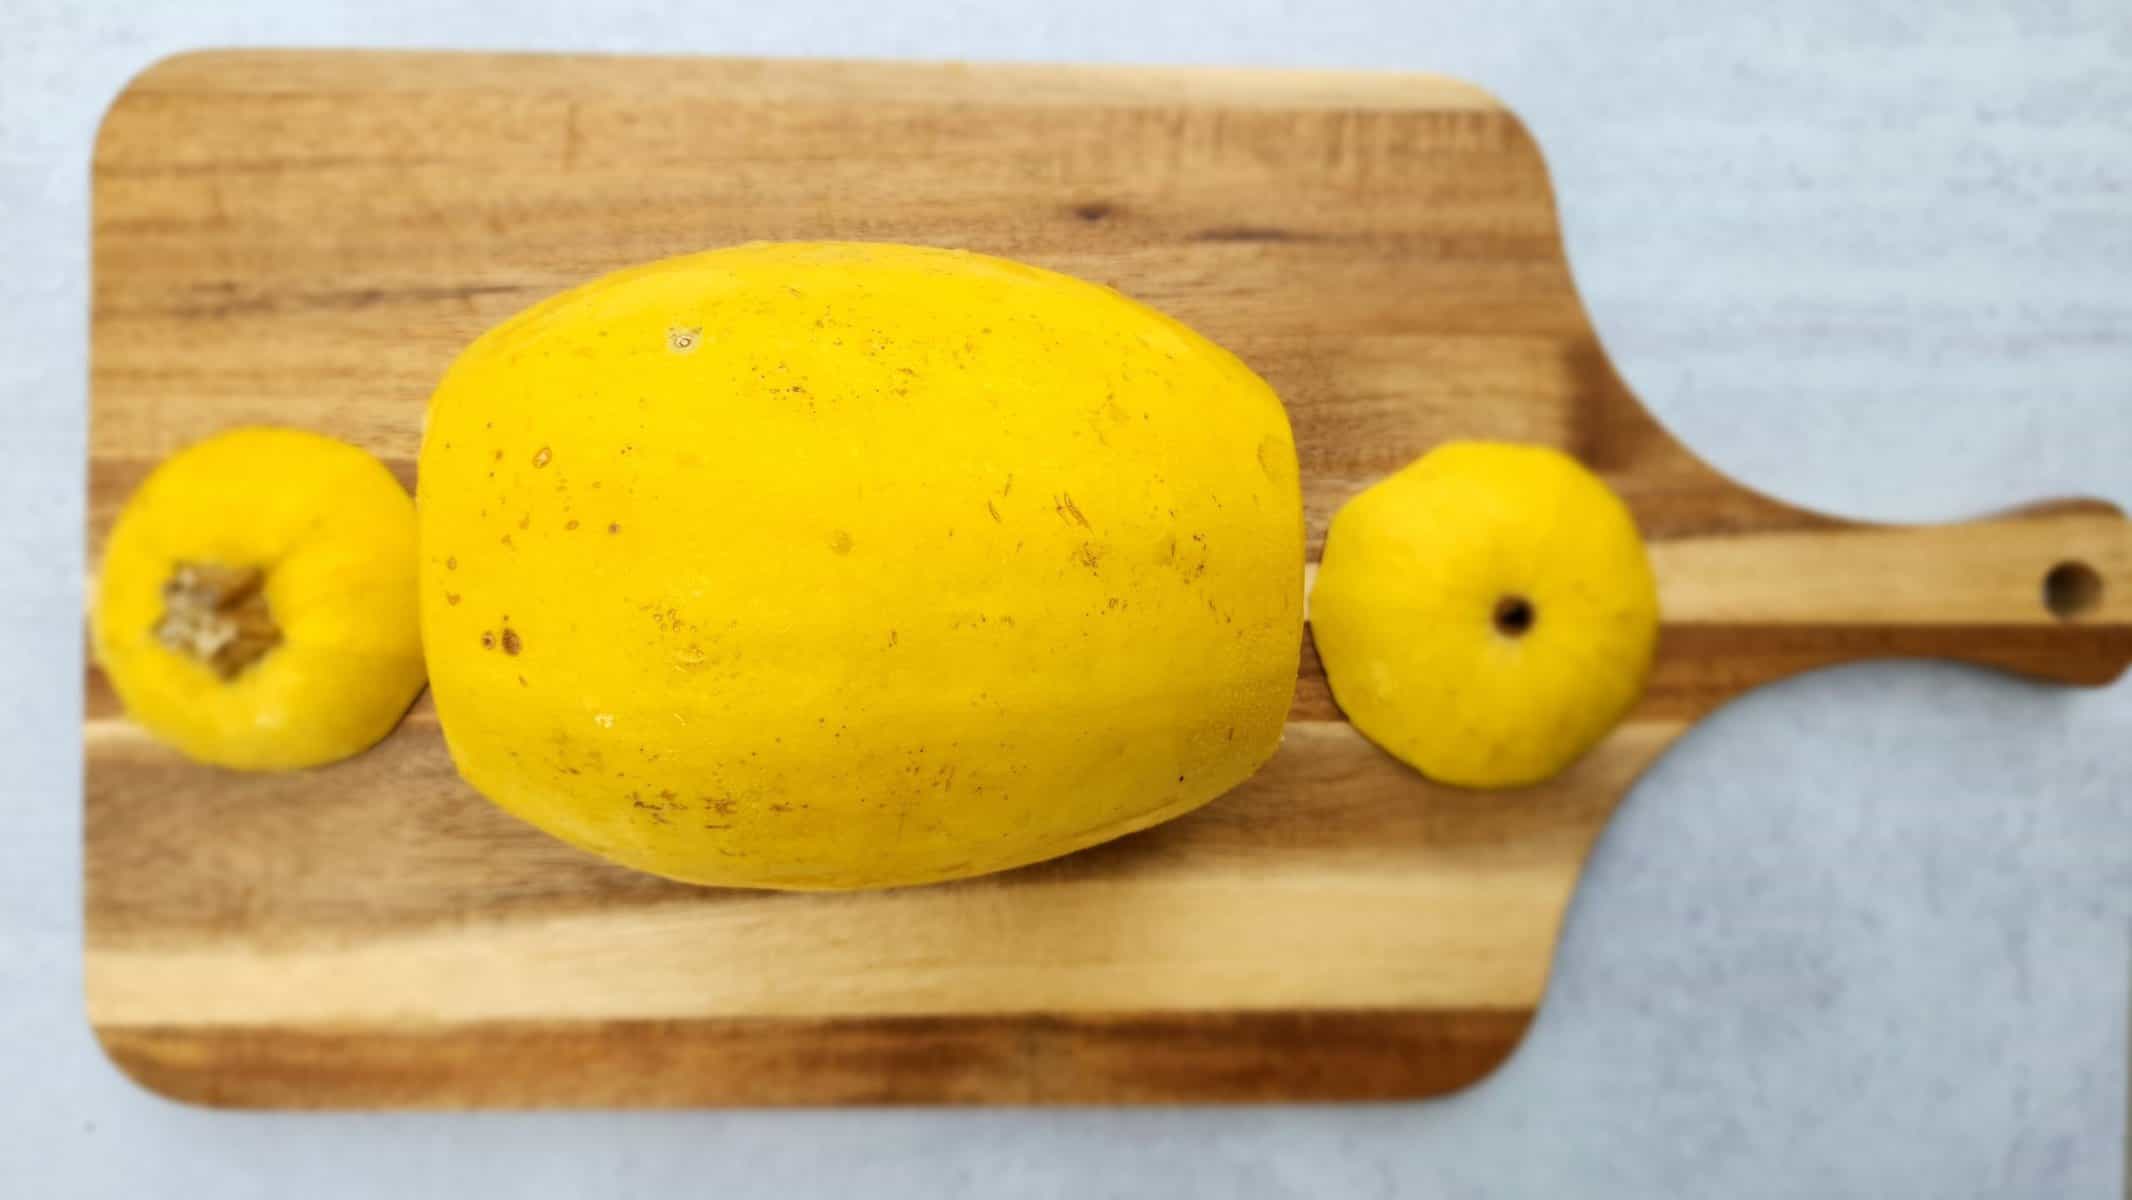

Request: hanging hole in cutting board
left=2042, top=560, right=2103, bottom=620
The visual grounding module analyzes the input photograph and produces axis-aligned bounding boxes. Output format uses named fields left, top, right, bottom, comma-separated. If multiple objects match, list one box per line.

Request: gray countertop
left=3, top=2, right=2128, bottom=1195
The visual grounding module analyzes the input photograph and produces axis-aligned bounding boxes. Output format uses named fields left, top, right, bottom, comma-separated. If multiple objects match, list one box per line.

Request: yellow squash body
left=419, top=243, right=1303, bottom=889
left=93, top=428, right=426, bottom=771
left=1309, top=441, right=1659, bottom=788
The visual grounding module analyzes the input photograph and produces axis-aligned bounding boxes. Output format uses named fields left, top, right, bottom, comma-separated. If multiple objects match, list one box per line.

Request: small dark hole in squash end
left=1493, top=594, right=1537, bottom=638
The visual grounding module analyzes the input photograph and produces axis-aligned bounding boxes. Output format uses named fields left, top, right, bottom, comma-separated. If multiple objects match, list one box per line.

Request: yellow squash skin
left=93, top=428, right=427, bottom=771
left=419, top=242, right=1303, bottom=889
left=1309, top=441, right=1659, bottom=789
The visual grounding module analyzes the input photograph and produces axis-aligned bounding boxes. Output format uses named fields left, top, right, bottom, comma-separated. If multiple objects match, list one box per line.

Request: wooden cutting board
left=86, top=50, right=2132, bottom=1108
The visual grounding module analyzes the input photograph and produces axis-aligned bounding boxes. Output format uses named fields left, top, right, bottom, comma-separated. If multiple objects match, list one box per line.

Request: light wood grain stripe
left=86, top=872, right=1551, bottom=1025
left=1652, top=510, right=2132, bottom=625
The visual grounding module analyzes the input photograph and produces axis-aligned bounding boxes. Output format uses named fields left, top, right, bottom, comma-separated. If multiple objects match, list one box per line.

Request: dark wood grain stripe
left=1653, top=621, right=2132, bottom=695
left=96, top=1007, right=1533, bottom=1108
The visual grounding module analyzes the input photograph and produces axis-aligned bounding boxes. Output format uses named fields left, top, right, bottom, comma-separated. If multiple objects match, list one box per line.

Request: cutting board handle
left=1650, top=498, right=2132, bottom=696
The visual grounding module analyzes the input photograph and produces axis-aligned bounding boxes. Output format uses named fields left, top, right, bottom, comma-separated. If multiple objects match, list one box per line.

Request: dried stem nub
left=155, top=562, right=282, bottom=679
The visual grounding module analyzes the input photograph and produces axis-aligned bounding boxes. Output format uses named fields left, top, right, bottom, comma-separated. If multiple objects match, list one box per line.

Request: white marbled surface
left=2, top=2, right=2128, bottom=1196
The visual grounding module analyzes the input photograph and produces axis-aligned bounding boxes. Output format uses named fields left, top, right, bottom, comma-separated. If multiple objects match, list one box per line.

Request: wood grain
left=85, top=51, right=2132, bottom=1108
left=97, top=1009, right=1534, bottom=1108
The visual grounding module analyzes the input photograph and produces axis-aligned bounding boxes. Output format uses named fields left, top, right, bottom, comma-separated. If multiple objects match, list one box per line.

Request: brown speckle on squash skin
left=1054, top=493, right=1090, bottom=529
left=480, top=631, right=495, bottom=650
left=532, top=446, right=552, bottom=468
left=500, top=628, right=522, bottom=656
